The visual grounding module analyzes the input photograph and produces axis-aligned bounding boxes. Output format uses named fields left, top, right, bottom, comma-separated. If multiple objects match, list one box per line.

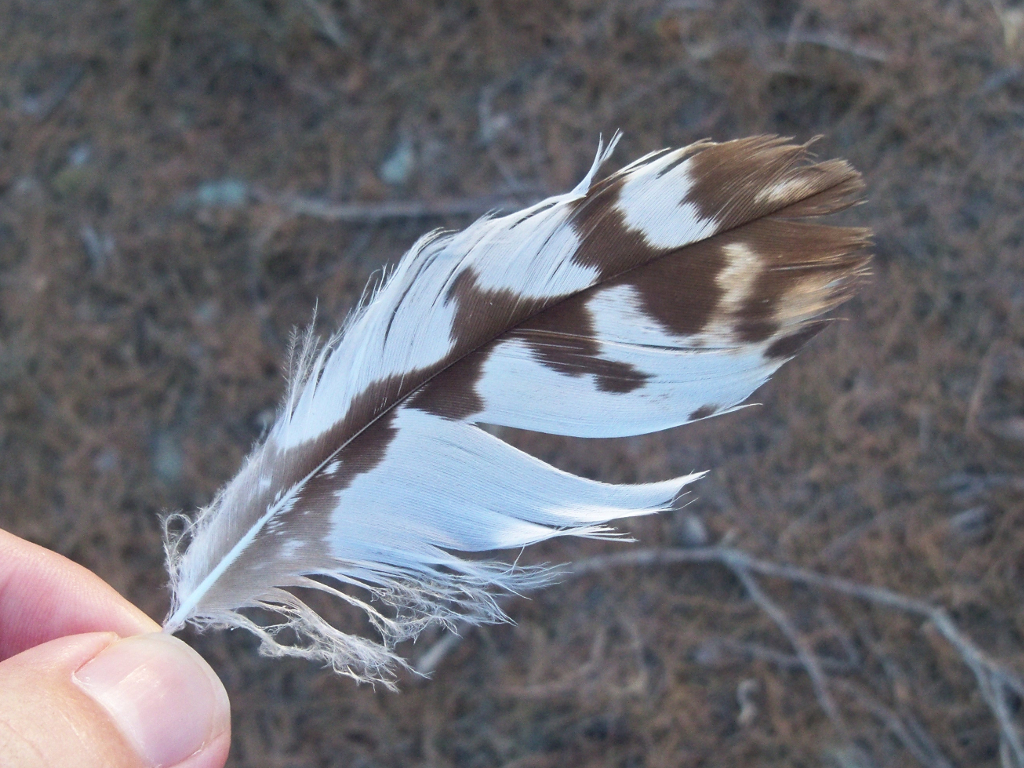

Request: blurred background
left=2, top=1, right=1024, bottom=766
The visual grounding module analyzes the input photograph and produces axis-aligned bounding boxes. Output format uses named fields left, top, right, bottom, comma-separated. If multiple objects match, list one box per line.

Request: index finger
left=0, top=528, right=159, bottom=661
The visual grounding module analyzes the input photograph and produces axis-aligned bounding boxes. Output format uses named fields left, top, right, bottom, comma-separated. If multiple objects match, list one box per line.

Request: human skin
left=0, top=528, right=231, bottom=768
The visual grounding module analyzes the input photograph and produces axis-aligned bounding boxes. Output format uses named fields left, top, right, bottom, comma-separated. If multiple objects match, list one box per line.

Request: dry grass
left=2, top=0, right=1024, bottom=765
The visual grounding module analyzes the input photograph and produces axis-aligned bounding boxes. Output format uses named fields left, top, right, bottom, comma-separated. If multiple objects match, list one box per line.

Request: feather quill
left=163, top=135, right=870, bottom=685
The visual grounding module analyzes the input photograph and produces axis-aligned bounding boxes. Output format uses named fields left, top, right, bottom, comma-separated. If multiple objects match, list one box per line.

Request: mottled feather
left=163, top=135, right=870, bottom=685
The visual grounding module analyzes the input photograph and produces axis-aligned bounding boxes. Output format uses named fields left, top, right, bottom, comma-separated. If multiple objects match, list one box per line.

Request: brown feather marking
left=413, top=264, right=651, bottom=411
left=684, top=138, right=862, bottom=232
left=567, top=176, right=667, bottom=279
left=407, top=349, right=488, bottom=419
left=204, top=400, right=406, bottom=608
left=296, top=409, right=400, bottom=499
left=764, top=321, right=830, bottom=360
left=689, top=405, right=718, bottom=420
left=409, top=268, right=544, bottom=419
left=771, top=163, right=866, bottom=219
left=729, top=220, right=870, bottom=343
left=515, top=295, right=650, bottom=393
left=606, top=238, right=727, bottom=338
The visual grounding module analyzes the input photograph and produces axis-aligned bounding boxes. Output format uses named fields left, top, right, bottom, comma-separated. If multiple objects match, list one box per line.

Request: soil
left=2, top=1, right=1023, bottom=766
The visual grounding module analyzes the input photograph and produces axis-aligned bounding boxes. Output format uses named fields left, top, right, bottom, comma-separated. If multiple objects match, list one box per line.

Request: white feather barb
left=163, top=135, right=870, bottom=685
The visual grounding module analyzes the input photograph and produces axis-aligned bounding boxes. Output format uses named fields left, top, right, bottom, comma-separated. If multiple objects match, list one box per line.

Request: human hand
left=0, top=528, right=230, bottom=768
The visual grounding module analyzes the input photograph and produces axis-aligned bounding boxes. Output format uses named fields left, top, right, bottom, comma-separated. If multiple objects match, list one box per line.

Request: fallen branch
left=253, top=189, right=543, bottom=223
left=834, top=679, right=956, bottom=768
left=413, top=545, right=1024, bottom=766
left=697, top=637, right=859, bottom=674
left=730, top=564, right=849, bottom=738
left=295, top=0, right=347, bottom=48
left=572, top=546, right=1024, bottom=767
left=413, top=630, right=467, bottom=678
left=773, top=30, right=890, bottom=63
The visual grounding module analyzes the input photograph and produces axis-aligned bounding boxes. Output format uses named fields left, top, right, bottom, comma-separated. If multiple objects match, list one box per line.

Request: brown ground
left=2, top=1, right=1024, bottom=766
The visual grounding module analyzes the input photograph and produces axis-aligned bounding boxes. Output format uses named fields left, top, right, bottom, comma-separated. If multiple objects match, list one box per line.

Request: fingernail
left=74, top=633, right=230, bottom=768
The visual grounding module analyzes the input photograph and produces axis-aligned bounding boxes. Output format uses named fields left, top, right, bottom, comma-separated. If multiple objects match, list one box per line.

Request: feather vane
left=163, top=135, right=870, bottom=684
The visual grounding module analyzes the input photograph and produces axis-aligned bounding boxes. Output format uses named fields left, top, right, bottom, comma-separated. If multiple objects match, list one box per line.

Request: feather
left=162, top=135, right=870, bottom=685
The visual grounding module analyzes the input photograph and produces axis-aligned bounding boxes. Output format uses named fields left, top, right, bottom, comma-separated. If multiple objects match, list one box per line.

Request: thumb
left=0, top=632, right=230, bottom=768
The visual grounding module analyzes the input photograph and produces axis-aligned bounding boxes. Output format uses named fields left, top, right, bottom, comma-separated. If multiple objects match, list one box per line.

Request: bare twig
left=770, top=30, right=889, bottom=63
left=414, top=545, right=1024, bottom=765
left=498, top=628, right=610, bottom=700
left=569, top=547, right=1024, bottom=766
left=414, top=628, right=468, bottom=677
left=253, top=189, right=544, bottom=223
left=730, top=564, right=849, bottom=737
left=295, top=0, right=347, bottom=47
left=835, top=679, right=956, bottom=768
left=697, top=638, right=858, bottom=674
left=720, top=637, right=956, bottom=767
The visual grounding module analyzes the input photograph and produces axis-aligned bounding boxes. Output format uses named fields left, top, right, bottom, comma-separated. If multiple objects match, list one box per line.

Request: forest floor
left=2, top=1, right=1024, bottom=766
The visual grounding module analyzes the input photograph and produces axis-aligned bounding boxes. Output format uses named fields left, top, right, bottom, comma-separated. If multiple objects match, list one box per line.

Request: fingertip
left=0, top=531, right=160, bottom=659
left=74, top=633, right=230, bottom=768
left=166, top=729, right=231, bottom=768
